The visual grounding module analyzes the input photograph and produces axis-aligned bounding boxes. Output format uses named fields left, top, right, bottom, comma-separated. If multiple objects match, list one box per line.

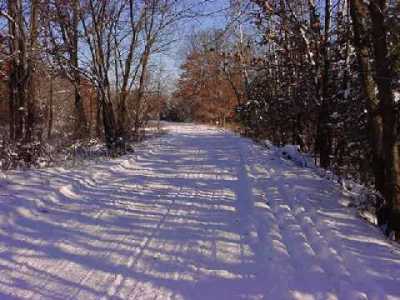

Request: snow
left=276, top=144, right=311, bottom=168
left=395, top=92, right=400, bottom=103
left=0, top=123, right=399, bottom=300
left=261, top=140, right=313, bottom=168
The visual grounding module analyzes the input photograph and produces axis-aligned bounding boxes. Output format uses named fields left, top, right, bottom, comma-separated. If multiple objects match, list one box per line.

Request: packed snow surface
left=0, top=123, right=399, bottom=300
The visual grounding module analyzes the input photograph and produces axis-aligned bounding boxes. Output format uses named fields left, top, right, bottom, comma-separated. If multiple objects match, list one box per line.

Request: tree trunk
left=319, top=0, right=332, bottom=169
left=48, top=75, right=53, bottom=139
left=368, top=0, right=400, bottom=236
left=8, top=0, right=27, bottom=142
left=134, top=48, right=150, bottom=140
left=310, top=0, right=331, bottom=169
left=73, top=85, right=89, bottom=139
left=99, top=90, right=117, bottom=150
left=117, top=92, right=127, bottom=139
left=350, top=0, right=387, bottom=227
left=72, top=0, right=88, bottom=139
left=96, top=98, right=102, bottom=138
left=25, top=0, right=39, bottom=144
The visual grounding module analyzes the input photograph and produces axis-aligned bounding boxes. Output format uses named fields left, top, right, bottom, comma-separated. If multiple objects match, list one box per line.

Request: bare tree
left=79, top=0, right=124, bottom=149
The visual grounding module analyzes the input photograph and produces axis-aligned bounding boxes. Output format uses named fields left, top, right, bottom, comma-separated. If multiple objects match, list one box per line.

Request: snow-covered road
left=1, top=123, right=400, bottom=300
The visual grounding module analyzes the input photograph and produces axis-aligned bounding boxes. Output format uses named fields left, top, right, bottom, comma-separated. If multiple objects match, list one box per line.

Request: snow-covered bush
left=260, top=140, right=315, bottom=168
left=344, top=182, right=382, bottom=223
left=278, top=145, right=311, bottom=168
left=0, top=141, right=53, bottom=170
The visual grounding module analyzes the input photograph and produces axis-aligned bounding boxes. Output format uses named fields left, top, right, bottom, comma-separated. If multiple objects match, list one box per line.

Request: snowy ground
left=0, top=123, right=399, bottom=300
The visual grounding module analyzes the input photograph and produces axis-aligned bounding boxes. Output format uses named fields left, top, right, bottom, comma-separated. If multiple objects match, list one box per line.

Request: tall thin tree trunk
left=72, top=0, right=88, bottom=139
left=319, top=0, right=332, bottom=168
left=350, top=0, right=386, bottom=221
left=310, top=0, right=331, bottom=168
left=8, top=0, right=26, bottom=142
left=96, top=97, right=102, bottom=138
left=48, top=76, right=53, bottom=139
left=25, top=0, right=39, bottom=144
left=134, top=49, right=150, bottom=139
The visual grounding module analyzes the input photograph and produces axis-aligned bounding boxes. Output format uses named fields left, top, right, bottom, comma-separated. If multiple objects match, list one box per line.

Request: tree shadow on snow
left=0, top=127, right=399, bottom=299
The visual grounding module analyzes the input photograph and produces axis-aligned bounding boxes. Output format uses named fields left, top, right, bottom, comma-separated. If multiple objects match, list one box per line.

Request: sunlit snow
left=0, top=123, right=399, bottom=299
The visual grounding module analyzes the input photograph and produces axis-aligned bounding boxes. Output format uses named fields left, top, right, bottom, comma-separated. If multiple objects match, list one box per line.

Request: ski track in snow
left=0, top=123, right=399, bottom=300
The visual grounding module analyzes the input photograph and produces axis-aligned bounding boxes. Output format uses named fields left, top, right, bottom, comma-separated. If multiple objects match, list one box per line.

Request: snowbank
left=261, top=140, right=314, bottom=168
left=259, top=139, right=386, bottom=232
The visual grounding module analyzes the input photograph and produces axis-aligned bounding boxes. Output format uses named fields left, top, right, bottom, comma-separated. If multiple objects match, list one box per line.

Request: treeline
left=175, top=0, right=400, bottom=238
left=173, top=30, right=244, bottom=124
left=0, top=0, right=197, bottom=167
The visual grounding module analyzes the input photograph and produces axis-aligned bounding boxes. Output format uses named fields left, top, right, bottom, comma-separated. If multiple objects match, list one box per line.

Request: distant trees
left=174, top=30, right=247, bottom=125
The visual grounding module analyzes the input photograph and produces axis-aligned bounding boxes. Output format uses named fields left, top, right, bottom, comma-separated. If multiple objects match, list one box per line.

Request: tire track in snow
left=233, top=139, right=295, bottom=299
left=102, top=186, right=182, bottom=300
left=240, top=144, right=298, bottom=299
left=103, top=136, right=203, bottom=299
left=246, top=140, right=391, bottom=300
left=240, top=141, right=361, bottom=299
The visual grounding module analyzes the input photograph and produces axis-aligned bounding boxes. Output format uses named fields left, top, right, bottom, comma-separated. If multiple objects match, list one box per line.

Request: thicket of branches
left=175, top=0, right=400, bottom=238
left=0, top=0, right=206, bottom=168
